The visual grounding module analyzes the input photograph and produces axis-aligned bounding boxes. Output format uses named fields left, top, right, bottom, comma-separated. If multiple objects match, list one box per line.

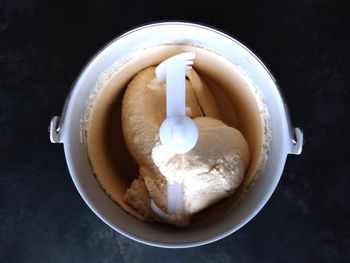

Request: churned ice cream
left=151, top=117, right=250, bottom=220
left=122, top=64, right=250, bottom=226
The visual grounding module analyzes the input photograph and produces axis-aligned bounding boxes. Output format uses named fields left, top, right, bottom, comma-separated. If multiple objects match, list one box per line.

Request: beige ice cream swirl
left=122, top=65, right=250, bottom=227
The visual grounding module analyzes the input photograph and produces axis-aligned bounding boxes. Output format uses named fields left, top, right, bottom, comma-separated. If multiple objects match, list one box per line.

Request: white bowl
left=49, top=22, right=303, bottom=248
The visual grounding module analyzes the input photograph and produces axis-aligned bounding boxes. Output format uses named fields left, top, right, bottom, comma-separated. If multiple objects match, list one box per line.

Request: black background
left=1, top=0, right=349, bottom=262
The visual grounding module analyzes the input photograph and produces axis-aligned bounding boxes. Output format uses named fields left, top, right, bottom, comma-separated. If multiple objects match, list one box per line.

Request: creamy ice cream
left=122, top=65, right=250, bottom=226
left=152, top=117, right=250, bottom=212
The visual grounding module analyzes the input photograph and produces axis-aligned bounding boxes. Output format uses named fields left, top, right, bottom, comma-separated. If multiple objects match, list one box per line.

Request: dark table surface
left=1, top=0, right=349, bottom=262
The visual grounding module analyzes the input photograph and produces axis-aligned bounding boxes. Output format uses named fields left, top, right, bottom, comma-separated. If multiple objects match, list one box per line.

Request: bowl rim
left=51, top=21, right=303, bottom=248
